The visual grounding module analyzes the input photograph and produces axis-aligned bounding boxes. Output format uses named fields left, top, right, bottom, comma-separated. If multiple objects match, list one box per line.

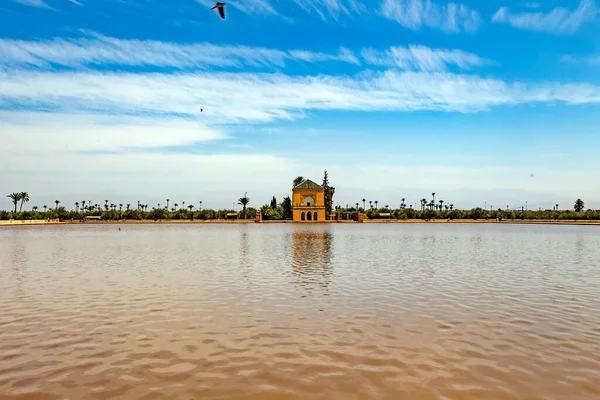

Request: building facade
left=292, top=178, right=326, bottom=221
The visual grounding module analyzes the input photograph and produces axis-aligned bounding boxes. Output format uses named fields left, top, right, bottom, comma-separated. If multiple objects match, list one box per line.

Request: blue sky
left=1, top=0, right=600, bottom=211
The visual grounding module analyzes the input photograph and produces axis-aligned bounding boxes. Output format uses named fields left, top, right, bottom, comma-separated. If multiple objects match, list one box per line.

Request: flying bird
left=211, top=2, right=226, bottom=19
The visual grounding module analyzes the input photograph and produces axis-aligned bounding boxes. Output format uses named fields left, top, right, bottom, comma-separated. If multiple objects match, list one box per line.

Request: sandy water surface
left=1, top=223, right=599, bottom=399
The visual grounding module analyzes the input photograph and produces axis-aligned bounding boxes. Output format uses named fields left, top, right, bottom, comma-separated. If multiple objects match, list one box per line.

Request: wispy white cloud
left=0, top=111, right=228, bottom=153
left=561, top=54, right=600, bottom=64
left=360, top=44, right=490, bottom=72
left=292, top=0, right=367, bottom=21
left=11, top=0, right=50, bottom=8
left=2, top=69, right=600, bottom=127
left=0, top=34, right=359, bottom=70
left=379, top=0, right=482, bottom=33
left=521, top=2, right=541, bottom=9
left=0, top=34, right=498, bottom=73
left=289, top=47, right=360, bottom=64
left=492, top=0, right=598, bottom=34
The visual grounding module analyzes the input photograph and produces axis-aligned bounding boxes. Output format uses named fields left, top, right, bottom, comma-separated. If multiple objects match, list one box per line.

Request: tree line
left=4, top=189, right=597, bottom=222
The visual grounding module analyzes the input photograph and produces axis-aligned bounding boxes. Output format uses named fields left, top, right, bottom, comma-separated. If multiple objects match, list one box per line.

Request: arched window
left=303, top=196, right=314, bottom=207
left=301, top=212, right=305, bottom=221
left=307, top=211, right=312, bottom=220
left=313, top=211, right=318, bottom=221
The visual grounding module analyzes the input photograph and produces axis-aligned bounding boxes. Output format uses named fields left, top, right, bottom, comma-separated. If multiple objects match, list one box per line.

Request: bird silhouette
left=211, top=2, right=226, bottom=19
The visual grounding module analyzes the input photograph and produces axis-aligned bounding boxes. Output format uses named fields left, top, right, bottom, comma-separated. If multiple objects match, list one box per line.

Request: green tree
left=19, top=192, right=30, bottom=212
left=7, top=192, right=20, bottom=213
left=270, top=196, right=277, bottom=209
left=322, top=171, right=335, bottom=217
left=281, top=196, right=292, bottom=219
left=238, top=192, right=250, bottom=219
left=293, top=176, right=304, bottom=187
left=574, top=198, right=585, bottom=212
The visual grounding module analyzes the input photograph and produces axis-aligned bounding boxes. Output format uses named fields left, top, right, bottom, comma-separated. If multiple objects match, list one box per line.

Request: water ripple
left=1, top=223, right=599, bottom=399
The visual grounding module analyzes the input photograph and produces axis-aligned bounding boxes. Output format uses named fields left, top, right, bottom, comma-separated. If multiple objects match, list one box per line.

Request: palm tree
left=81, top=200, right=86, bottom=211
left=375, top=200, right=379, bottom=209
left=54, top=200, right=60, bottom=209
left=401, top=197, right=405, bottom=208
left=199, top=201, right=203, bottom=211
left=19, top=192, right=29, bottom=212
left=166, top=199, right=170, bottom=210
left=33, top=206, right=38, bottom=212
left=362, top=198, right=366, bottom=209
left=450, top=204, right=454, bottom=211
left=119, top=204, right=123, bottom=211
left=182, top=201, right=185, bottom=210
left=7, top=193, right=20, bottom=213
left=385, top=204, right=389, bottom=208
left=174, top=203, right=178, bottom=210
left=355, top=202, right=359, bottom=210
left=439, top=200, right=444, bottom=210
left=75, top=202, right=79, bottom=212
left=369, top=200, right=373, bottom=209
left=420, top=198, right=427, bottom=211
left=238, top=192, right=250, bottom=219
left=432, top=192, right=436, bottom=205
left=555, top=204, right=559, bottom=211
left=43, top=205, right=47, bottom=212
left=104, top=200, right=108, bottom=211
left=126, top=204, right=130, bottom=211
left=293, top=176, right=304, bottom=187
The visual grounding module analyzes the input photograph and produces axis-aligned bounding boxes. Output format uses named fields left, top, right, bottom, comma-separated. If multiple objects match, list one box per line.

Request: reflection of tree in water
left=239, top=229, right=251, bottom=283
left=291, top=228, right=334, bottom=295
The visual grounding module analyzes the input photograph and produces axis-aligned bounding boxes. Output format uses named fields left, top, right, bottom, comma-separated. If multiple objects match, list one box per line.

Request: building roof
left=293, top=178, right=323, bottom=190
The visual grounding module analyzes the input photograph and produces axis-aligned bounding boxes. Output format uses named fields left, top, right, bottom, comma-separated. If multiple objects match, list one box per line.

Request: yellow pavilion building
left=292, top=178, right=326, bottom=221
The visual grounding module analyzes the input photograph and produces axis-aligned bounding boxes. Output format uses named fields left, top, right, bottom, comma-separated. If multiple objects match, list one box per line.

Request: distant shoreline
left=2, top=219, right=600, bottom=227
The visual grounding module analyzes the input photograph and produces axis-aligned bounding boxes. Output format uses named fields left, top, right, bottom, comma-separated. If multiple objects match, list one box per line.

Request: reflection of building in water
left=291, top=228, right=333, bottom=294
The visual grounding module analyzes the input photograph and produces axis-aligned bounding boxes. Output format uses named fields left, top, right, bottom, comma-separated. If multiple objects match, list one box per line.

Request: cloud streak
left=0, top=34, right=495, bottom=73
left=361, top=44, right=491, bottom=72
left=2, top=69, right=600, bottom=126
left=561, top=54, right=600, bottom=65
left=0, top=34, right=359, bottom=70
left=0, top=112, right=228, bottom=153
left=11, top=0, right=50, bottom=8
left=379, top=0, right=482, bottom=33
left=492, top=0, right=598, bottom=34
left=292, top=0, right=367, bottom=21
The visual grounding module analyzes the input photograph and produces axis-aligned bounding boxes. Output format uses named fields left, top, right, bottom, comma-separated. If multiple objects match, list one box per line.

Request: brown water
left=1, top=223, right=600, bottom=400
